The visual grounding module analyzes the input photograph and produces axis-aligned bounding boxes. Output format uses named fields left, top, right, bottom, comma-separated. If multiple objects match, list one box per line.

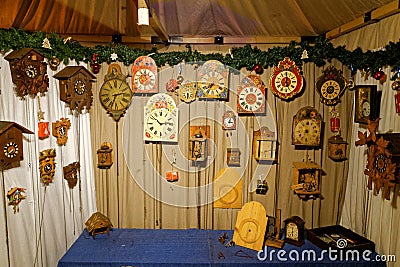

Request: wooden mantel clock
left=5, top=48, right=49, bottom=98
left=284, top=216, right=305, bottom=246
left=53, top=66, right=96, bottom=113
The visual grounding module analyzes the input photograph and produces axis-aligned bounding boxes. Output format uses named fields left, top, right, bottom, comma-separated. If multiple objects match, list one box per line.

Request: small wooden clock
left=284, top=216, right=305, bottom=246
left=315, top=66, right=346, bottom=106
left=53, top=66, right=96, bottom=113
left=63, top=161, right=80, bottom=189
left=97, top=142, right=113, bottom=169
left=354, top=85, right=381, bottom=124
left=291, top=161, right=321, bottom=199
left=252, top=126, right=277, bottom=162
left=52, top=118, right=71, bottom=146
left=39, top=148, right=56, bottom=185
left=0, top=121, right=33, bottom=166
left=222, top=111, right=236, bottom=130
left=292, top=106, right=322, bottom=147
left=227, top=148, right=241, bottom=166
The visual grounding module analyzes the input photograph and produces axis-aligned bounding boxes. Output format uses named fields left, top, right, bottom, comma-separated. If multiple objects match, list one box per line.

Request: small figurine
left=7, top=187, right=26, bottom=213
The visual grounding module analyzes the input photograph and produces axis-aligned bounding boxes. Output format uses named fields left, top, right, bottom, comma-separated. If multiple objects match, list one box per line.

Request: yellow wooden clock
left=292, top=106, right=322, bottom=146
left=143, top=93, right=178, bottom=142
left=197, top=60, right=229, bottom=99
left=316, top=66, right=346, bottom=106
left=99, top=64, right=133, bottom=122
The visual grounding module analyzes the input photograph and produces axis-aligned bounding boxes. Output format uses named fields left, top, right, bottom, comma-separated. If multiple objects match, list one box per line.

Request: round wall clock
left=143, top=93, right=178, bottom=142
left=237, top=75, right=266, bottom=114
left=4, top=142, right=19, bottom=158
left=292, top=106, right=322, bottom=146
left=100, top=64, right=133, bottom=122
left=316, top=66, right=346, bottom=106
left=197, top=60, right=229, bottom=99
left=270, top=57, right=303, bottom=100
left=132, top=56, right=158, bottom=94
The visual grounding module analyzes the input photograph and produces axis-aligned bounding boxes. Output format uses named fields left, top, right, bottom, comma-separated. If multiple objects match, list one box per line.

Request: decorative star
left=63, top=37, right=72, bottom=44
left=110, top=53, right=118, bottom=61
left=38, top=110, right=45, bottom=121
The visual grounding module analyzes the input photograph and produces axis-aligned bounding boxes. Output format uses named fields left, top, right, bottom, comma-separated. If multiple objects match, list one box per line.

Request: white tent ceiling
left=0, top=0, right=396, bottom=44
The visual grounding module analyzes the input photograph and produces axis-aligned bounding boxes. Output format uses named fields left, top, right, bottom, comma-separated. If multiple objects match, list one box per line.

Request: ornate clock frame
left=315, top=65, right=346, bottom=106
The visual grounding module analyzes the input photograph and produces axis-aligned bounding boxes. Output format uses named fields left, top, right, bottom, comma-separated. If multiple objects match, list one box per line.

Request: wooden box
left=308, top=225, right=375, bottom=251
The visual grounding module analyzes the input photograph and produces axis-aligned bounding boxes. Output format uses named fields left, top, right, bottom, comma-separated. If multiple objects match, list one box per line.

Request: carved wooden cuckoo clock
left=53, top=66, right=96, bottom=113
left=0, top=121, right=33, bottom=167
left=64, top=161, right=80, bottom=189
left=355, top=118, right=400, bottom=200
left=315, top=66, right=346, bottom=106
left=52, top=118, right=71, bottom=146
left=5, top=48, right=49, bottom=98
left=39, top=148, right=56, bottom=186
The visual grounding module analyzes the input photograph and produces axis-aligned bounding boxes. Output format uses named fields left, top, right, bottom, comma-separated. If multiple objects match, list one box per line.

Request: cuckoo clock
left=355, top=119, right=400, bottom=200
left=85, top=212, right=113, bottom=239
left=5, top=48, right=49, bottom=98
left=0, top=121, right=33, bottom=166
left=7, top=187, right=26, bottom=213
left=53, top=66, right=96, bottom=113
left=52, top=118, right=71, bottom=146
left=252, top=126, right=278, bottom=162
left=291, top=161, right=321, bottom=199
left=97, top=142, right=113, bottom=169
left=64, top=161, right=80, bottom=189
left=39, top=148, right=56, bottom=185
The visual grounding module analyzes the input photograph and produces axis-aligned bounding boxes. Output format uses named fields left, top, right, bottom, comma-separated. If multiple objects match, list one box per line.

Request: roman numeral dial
left=100, top=78, right=133, bottom=122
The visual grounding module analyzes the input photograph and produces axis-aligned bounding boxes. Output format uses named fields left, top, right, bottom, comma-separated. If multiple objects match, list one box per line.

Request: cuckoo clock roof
left=53, top=66, right=96, bottom=81
left=4, top=48, right=43, bottom=61
left=0, top=121, right=33, bottom=135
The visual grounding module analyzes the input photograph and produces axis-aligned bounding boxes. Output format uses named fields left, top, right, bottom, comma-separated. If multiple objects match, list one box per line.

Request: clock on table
left=292, top=106, right=322, bottom=147
left=284, top=216, right=305, bottom=246
left=354, top=85, right=381, bottom=124
left=237, top=74, right=266, bottom=114
left=143, top=93, right=178, bottom=142
left=270, top=57, right=303, bottom=100
left=99, top=64, right=133, bottom=122
left=53, top=66, right=96, bottom=113
left=316, top=66, right=346, bottom=106
left=132, top=56, right=158, bottom=94
left=197, top=60, right=229, bottom=100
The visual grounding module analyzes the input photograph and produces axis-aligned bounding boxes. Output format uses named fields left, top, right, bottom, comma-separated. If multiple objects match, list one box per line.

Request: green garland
left=1, top=27, right=400, bottom=75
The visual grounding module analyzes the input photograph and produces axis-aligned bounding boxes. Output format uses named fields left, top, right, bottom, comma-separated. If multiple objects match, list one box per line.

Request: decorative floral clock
left=132, top=56, right=158, bottom=94
left=270, top=57, right=303, bottom=100
left=197, top=60, right=229, bottom=100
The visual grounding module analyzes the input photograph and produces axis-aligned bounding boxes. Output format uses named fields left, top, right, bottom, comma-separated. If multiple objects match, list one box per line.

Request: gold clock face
left=74, top=80, right=86, bottom=95
left=286, top=222, right=299, bottom=240
left=179, top=82, right=197, bottom=103
left=320, top=80, right=341, bottom=100
left=4, top=142, right=19, bottom=158
left=144, top=108, right=177, bottom=141
left=100, top=79, right=133, bottom=112
left=197, top=60, right=228, bottom=99
left=133, top=68, right=156, bottom=92
left=273, top=71, right=298, bottom=93
left=238, top=86, right=265, bottom=113
left=293, top=119, right=321, bottom=146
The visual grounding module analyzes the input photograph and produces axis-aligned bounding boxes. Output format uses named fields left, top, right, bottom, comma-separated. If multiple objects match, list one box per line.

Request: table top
left=58, top=228, right=386, bottom=267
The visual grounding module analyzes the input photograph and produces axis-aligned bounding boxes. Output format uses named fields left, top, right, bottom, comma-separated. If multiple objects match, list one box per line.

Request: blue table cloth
left=58, top=228, right=386, bottom=267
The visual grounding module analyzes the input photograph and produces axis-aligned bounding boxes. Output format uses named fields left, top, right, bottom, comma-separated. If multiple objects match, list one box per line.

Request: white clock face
left=4, top=142, right=19, bottom=158
left=198, top=72, right=227, bottom=98
left=274, top=71, right=298, bottom=93
left=133, top=68, right=156, bottom=91
left=286, top=222, right=299, bottom=240
left=144, top=108, right=178, bottom=142
left=238, top=86, right=265, bottom=112
left=321, top=80, right=341, bottom=99
left=224, top=117, right=235, bottom=128
left=293, top=119, right=321, bottom=145
left=361, top=101, right=370, bottom=117
left=26, top=65, right=38, bottom=78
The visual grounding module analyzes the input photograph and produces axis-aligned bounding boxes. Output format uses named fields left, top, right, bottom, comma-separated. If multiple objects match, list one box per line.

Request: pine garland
left=1, top=27, right=400, bottom=75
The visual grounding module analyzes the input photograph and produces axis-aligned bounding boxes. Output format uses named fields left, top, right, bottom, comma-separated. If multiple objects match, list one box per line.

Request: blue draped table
left=58, top=228, right=386, bottom=267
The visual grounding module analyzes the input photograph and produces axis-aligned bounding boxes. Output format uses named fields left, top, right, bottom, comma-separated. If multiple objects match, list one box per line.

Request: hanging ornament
left=7, top=187, right=26, bottom=213
left=42, top=37, right=52, bottom=49
left=391, top=67, right=400, bottom=81
left=253, top=63, right=263, bottom=75
left=301, top=49, right=309, bottom=60
left=49, top=56, right=60, bottom=71
left=91, top=54, right=100, bottom=74
left=392, top=80, right=400, bottom=90
left=395, top=92, right=400, bottom=113
left=37, top=97, right=50, bottom=139
left=373, top=70, right=386, bottom=83
left=110, top=52, right=118, bottom=61
left=329, top=107, right=340, bottom=133
left=350, top=64, right=357, bottom=77
left=166, top=78, right=179, bottom=93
